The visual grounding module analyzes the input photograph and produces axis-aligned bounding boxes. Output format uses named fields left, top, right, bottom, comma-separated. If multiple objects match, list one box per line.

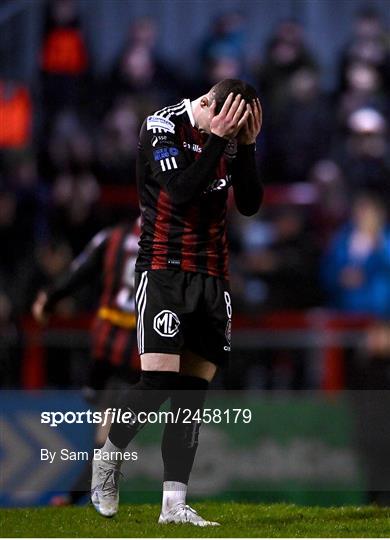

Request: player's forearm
left=45, top=253, right=100, bottom=312
left=45, top=272, right=81, bottom=312
left=45, top=267, right=93, bottom=312
left=45, top=232, right=107, bottom=312
left=164, top=134, right=228, bottom=204
left=232, top=144, right=263, bottom=216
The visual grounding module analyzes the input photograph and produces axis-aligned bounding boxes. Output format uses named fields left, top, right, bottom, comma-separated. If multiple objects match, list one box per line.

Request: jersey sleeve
left=231, top=144, right=263, bottom=216
left=139, top=116, right=228, bottom=205
left=139, top=117, right=189, bottom=182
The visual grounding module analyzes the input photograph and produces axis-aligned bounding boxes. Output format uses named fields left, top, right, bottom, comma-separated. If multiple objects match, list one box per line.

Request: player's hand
left=236, top=98, right=262, bottom=145
left=32, top=291, right=49, bottom=325
left=210, top=93, right=250, bottom=140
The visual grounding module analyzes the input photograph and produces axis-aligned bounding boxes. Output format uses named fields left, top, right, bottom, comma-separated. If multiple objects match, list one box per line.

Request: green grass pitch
left=1, top=502, right=390, bottom=537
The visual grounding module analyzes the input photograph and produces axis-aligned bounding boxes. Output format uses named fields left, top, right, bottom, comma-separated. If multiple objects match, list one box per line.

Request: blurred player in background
left=32, top=219, right=141, bottom=504
left=92, top=79, right=263, bottom=526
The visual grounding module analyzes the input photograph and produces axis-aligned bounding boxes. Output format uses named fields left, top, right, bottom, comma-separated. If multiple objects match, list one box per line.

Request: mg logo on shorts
left=153, top=310, right=180, bottom=337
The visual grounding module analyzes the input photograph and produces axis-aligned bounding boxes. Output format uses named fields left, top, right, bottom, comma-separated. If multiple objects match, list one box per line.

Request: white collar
left=184, top=99, right=195, bottom=127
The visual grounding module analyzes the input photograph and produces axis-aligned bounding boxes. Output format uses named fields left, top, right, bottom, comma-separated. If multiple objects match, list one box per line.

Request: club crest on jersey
left=147, top=115, right=175, bottom=133
left=153, top=310, right=180, bottom=337
left=153, top=147, right=179, bottom=160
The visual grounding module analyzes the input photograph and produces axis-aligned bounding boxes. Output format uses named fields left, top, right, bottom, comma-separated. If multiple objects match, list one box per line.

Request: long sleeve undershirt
left=142, top=121, right=263, bottom=214
left=231, top=143, right=263, bottom=216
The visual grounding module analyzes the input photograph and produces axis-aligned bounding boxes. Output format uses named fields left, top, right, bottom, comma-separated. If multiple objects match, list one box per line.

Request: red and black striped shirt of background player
left=136, top=99, right=238, bottom=279
left=45, top=221, right=141, bottom=371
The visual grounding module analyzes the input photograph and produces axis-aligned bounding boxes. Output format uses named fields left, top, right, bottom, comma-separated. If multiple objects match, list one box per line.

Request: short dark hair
left=210, top=79, right=258, bottom=114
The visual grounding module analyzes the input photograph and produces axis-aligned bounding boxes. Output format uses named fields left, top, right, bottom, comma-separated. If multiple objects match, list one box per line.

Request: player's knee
left=180, top=351, right=217, bottom=382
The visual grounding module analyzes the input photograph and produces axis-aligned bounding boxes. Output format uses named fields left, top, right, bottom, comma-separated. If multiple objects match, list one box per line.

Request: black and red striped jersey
left=91, top=224, right=139, bottom=367
left=48, top=220, right=141, bottom=316
left=46, top=220, right=141, bottom=367
left=136, top=99, right=243, bottom=279
left=98, top=221, right=140, bottom=316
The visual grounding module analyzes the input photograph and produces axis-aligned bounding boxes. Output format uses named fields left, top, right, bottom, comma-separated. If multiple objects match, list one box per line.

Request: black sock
left=162, top=375, right=209, bottom=484
left=109, top=370, right=178, bottom=449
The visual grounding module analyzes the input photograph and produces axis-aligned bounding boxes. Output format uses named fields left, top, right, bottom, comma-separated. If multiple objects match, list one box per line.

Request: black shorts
left=135, top=270, right=232, bottom=366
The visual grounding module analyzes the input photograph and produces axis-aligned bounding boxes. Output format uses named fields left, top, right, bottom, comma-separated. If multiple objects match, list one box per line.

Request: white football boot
left=91, top=455, right=121, bottom=517
left=158, top=503, right=220, bottom=526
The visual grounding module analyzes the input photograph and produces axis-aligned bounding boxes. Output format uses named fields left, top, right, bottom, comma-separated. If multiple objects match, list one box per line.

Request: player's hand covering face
left=236, top=98, right=262, bottom=145
left=209, top=93, right=250, bottom=140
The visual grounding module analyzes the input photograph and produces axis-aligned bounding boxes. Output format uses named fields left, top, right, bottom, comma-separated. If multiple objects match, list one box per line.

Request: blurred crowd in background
left=1, top=0, right=390, bottom=388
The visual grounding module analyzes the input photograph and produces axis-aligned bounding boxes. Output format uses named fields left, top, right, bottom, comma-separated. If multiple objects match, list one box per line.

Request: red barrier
left=20, top=314, right=92, bottom=389
left=18, top=310, right=374, bottom=391
left=21, top=318, right=45, bottom=389
left=234, top=310, right=373, bottom=391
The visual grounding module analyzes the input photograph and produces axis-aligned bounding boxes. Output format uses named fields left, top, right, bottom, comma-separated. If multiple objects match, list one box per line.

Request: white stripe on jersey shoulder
left=163, top=102, right=186, bottom=116
left=149, top=99, right=193, bottom=131
left=147, top=102, right=186, bottom=134
left=160, top=99, right=194, bottom=125
left=154, top=101, right=185, bottom=118
left=166, top=106, right=187, bottom=120
left=154, top=102, right=182, bottom=115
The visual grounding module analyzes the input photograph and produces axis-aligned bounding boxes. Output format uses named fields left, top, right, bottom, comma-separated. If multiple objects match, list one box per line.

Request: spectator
left=95, top=97, right=139, bottom=186
left=338, top=7, right=390, bottom=96
left=0, top=79, right=32, bottom=150
left=322, top=193, right=390, bottom=318
left=309, top=160, right=348, bottom=245
left=258, top=20, right=318, bottom=182
left=39, top=0, right=90, bottom=136
left=258, top=19, right=317, bottom=114
left=200, top=12, right=245, bottom=63
left=0, top=288, right=21, bottom=387
left=0, top=190, right=20, bottom=295
left=336, top=61, right=388, bottom=127
left=235, top=205, right=321, bottom=310
left=199, top=12, right=246, bottom=87
left=195, top=55, right=244, bottom=97
left=39, top=111, right=95, bottom=182
left=266, top=67, right=333, bottom=183
left=332, top=107, right=390, bottom=199
left=5, top=154, right=48, bottom=258
left=49, top=172, right=100, bottom=254
left=107, top=17, right=182, bottom=112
